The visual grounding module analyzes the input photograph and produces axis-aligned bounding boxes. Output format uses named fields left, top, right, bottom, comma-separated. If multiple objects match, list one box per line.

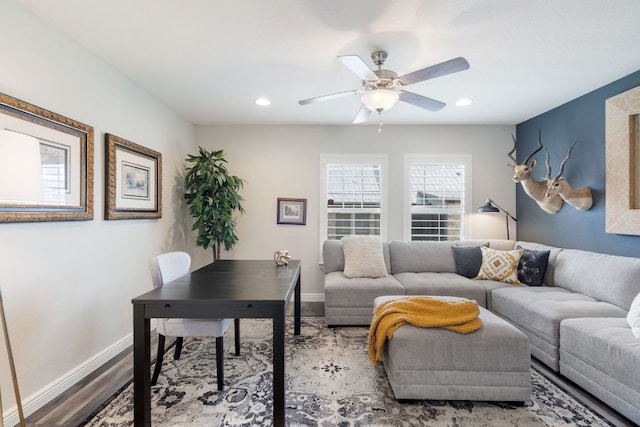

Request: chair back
left=149, top=251, right=191, bottom=289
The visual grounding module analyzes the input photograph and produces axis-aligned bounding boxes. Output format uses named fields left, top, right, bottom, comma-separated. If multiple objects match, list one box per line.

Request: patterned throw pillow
left=475, top=246, right=524, bottom=284
left=516, top=246, right=550, bottom=286
left=342, top=236, right=388, bottom=279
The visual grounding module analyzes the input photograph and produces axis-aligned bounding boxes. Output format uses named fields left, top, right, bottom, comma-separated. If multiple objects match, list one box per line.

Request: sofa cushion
left=516, top=246, right=550, bottom=286
left=324, top=271, right=404, bottom=309
left=628, top=292, right=640, bottom=338
left=491, top=286, right=628, bottom=371
left=394, top=272, right=486, bottom=307
left=554, top=248, right=640, bottom=311
left=476, top=246, right=523, bottom=284
left=559, top=317, right=640, bottom=423
left=389, top=241, right=457, bottom=274
left=451, top=245, right=483, bottom=278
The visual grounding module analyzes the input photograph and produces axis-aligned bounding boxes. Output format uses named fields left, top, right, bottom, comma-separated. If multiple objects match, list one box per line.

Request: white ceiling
left=19, top=0, right=640, bottom=126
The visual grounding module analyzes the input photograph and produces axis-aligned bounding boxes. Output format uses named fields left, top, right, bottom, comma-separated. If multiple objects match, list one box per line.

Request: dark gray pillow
left=516, top=246, right=550, bottom=286
left=451, top=245, right=484, bottom=278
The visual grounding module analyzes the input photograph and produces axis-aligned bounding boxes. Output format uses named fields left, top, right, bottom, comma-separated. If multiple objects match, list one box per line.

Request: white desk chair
left=148, top=251, right=240, bottom=390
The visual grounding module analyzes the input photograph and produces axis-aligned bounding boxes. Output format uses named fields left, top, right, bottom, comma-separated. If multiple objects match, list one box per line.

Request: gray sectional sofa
left=322, top=238, right=640, bottom=425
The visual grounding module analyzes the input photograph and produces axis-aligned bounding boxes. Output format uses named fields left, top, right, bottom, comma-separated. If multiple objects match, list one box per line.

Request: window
left=404, top=155, right=471, bottom=241
left=320, top=155, right=387, bottom=245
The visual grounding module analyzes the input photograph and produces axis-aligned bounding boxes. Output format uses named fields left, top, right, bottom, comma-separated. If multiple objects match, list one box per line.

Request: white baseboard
left=301, top=292, right=324, bottom=303
left=2, top=333, right=132, bottom=427
left=2, top=295, right=323, bottom=426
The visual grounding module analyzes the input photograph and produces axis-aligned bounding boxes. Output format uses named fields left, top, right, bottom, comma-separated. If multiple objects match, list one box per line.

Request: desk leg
left=133, top=304, right=151, bottom=427
left=273, top=306, right=286, bottom=427
left=294, top=271, right=301, bottom=336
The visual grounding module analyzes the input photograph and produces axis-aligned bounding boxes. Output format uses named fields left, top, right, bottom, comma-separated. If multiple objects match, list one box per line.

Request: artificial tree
left=183, top=147, right=245, bottom=261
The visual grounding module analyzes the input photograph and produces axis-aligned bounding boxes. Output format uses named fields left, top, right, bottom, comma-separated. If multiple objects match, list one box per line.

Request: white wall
left=0, top=1, right=196, bottom=423
left=0, top=2, right=517, bottom=422
left=196, top=124, right=517, bottom=298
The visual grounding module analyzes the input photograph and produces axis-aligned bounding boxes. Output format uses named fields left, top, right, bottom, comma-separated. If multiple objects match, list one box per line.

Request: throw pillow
left=516, top=246, right=550, bottom=286
left=628, top=292, right=640, bottom=339
left=475, top=246, right=524, bottom=285
left=342, top=236, right=388, bottom=279
left=451, top=245, right=484, bottom=278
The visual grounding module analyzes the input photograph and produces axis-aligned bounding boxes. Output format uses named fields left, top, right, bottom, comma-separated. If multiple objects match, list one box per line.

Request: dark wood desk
left=132, top=259, right=301, bottom=427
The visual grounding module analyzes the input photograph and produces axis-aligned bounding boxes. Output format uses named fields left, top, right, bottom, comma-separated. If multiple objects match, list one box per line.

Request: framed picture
left=0, top=92, right=94, bottom=222
left=277, top=197, right=307, bottom=225
left=105, top=133, right=162, bottom=220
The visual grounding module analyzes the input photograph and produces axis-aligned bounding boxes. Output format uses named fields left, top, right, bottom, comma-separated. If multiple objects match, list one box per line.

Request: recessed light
left=255, top=97, right=271, bottom=106
left=456, top=98, right=472, bottom=107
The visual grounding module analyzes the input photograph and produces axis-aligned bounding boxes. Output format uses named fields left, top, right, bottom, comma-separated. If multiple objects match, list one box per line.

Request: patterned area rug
left=84, top=317, right=613, bottom=426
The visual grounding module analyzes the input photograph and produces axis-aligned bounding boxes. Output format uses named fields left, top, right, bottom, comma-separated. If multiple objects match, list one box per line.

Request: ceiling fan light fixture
left=361, top=89, right=399, bottom=112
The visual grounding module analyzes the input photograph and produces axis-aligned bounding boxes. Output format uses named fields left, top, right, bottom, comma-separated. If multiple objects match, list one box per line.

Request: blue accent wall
left=516, top=70, right=640, bottom=258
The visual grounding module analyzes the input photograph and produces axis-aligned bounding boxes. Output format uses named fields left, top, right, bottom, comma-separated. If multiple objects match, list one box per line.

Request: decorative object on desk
left=0, top=287, right=25, bottom=426
left=507, top=131, right=563, bottom=214
left=0, top=92, right=94, bottom=223
left=105, top=134, right=162, bottom=220
left=477, top=198, right=517, bottom=240
left=184, top=148, right=245, bottom=261
left=276, top=197, right=306, bottom=225
left=544, top=144, right=593, bottom=211
left=606, top=84, right=640, bottom=235
left=273, top=249, right=291, bottom=266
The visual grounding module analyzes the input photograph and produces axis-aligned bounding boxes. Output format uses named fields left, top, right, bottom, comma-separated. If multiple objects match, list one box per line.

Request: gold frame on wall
left=605, top=85, right=640, bottom=235
left=105, top=133, right=162, bottom=220
left=0, top=92, right=94, bottom=223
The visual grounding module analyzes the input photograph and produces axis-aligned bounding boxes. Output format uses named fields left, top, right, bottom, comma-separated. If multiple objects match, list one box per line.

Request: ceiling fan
left=299, top=50, right=470, bottom=123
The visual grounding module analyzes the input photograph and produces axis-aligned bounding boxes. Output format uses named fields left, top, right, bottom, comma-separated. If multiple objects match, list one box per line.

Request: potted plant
left=184, top=147, right=245, bottom=261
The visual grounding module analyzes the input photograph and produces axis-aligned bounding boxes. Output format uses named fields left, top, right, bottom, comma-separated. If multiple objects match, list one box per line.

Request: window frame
left=403, top=154, right=472, bottom=241
left=319, top=154, right=389, bottom=260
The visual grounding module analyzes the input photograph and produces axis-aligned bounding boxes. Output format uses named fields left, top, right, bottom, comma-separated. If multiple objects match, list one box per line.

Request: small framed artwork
left=277, top=197, right=307, bottom=225
left=105, top=133, right=162, bottom=220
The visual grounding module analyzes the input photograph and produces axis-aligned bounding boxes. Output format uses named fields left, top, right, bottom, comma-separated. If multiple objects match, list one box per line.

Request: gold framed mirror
left=0, top=92, right=94, bottom=222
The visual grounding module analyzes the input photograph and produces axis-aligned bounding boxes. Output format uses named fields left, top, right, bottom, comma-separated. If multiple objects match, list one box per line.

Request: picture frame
left=605, top=85, right=640, bottom=235
left=105, top=133, right=162, bottom=220
left=277, top=197, right=307, bottom=225
left=0, top=92, right=94, bottom=222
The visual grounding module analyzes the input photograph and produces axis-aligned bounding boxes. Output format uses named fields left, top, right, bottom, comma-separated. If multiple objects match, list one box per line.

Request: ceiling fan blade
left=338, top=55, right=379, bottom=81
left=399, top=57, right=470, bottom=86
left=353, top=105, right=371, bottom=124
left=298, top=89, right=360, bottom=105
left=399, top=91, right=446, bottom=112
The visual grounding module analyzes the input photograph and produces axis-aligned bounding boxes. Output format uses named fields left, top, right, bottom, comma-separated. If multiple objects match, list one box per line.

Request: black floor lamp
left=477, top=198, right=517, bottom=240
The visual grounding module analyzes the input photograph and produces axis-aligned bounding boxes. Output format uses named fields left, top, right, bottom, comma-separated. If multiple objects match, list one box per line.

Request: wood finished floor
left=24, top=303, right=634, bottom=427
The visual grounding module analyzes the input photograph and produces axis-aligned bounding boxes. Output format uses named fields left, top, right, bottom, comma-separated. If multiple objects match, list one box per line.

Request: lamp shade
left=361, top=89, right=399, bottom=112
left=477, top=199, right=500, bottom=213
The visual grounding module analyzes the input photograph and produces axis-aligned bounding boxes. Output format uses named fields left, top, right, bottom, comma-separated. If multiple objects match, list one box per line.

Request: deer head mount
left=508, top=131, right=563, bottom=214
left=544, top=142, right=593, bottom=211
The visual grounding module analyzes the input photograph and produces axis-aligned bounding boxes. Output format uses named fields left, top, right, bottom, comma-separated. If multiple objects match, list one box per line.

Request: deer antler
left=554, top=141, right=578, bottom=180
left=521, top=130, right=544, bottom=166
left=507, top=135, right=517, bottom=163
left=544, top=148, right=552, bottom=180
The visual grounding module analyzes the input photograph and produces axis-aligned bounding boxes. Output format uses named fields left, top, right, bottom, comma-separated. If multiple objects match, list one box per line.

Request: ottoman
left=374, top=296, right=531, bottom=402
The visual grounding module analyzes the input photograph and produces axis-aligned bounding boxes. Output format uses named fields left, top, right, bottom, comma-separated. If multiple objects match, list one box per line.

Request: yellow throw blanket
left=368, top=297, right=482, bottom=367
